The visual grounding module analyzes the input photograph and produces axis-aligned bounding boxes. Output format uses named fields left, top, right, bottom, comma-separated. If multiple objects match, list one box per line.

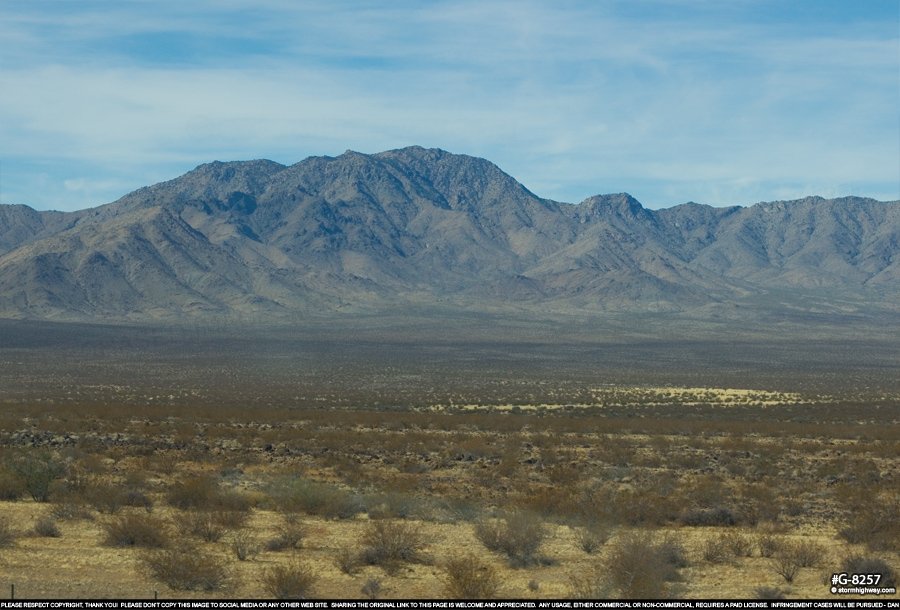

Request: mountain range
left=1, top=146, right=898, bottom=323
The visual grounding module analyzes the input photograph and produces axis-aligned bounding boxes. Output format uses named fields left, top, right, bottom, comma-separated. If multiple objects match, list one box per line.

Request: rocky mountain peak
left=0, top=147, right=897, bottom=322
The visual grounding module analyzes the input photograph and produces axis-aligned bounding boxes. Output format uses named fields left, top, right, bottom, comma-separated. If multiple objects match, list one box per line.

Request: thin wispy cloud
left=1, top=0, right=897, bottom=211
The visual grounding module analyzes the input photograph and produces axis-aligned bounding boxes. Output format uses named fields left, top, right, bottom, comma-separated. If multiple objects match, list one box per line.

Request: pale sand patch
left=427, top=386, right=810, bottom=412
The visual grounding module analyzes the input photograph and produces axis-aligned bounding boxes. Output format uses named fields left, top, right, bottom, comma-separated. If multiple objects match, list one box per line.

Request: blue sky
left=1, top=1, right=898, bottom=211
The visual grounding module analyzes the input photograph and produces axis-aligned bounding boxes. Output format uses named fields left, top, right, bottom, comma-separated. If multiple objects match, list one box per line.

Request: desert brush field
left=0, top=319, right=897, bottom=600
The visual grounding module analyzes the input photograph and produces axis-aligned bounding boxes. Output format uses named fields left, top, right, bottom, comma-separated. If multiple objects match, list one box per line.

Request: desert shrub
left=33, top=516, right=62, bottom=538
left=123, top=488, right=154, bottom=511
left=335, top=544, right=361, bottom=575
left=520, top=484, right=579, bottom=519
left=50, top=501, right=94, bottom=521
left=474, top=510, right=546, bottom=567
left=0, top=516, right=16, bottom=547
left=721, top=531, right=754, bottom=557
left=7, top=450, right=66, bottom=502
left=166, top=474, right=250, bottom=512
left=753, top=586, right=786, bottom=599
left=838, top=498, right=900, bottom=552
left=575, top=522, right=611, bottom=554
left=82, top=481, right=127, bottom=514
left=268, top=477, right=362, bottom=520
left=219, top=509, right=251, bottom=529
left=261, top=561, right=317, bottom=599
left=606, top=488, right=681, bottom=526
left=361, top=577, right=382, bottom=600
left=679, top=506, right=738, bottom=527
left=755, top=533, right=783, bottom=558
left=569, top=564, right=612, bottom=599
left=841, top=555, right=896, bottom=588
left=167, top=475, right=217, bottom=509
left=655, top=533, right=689, bottom=569
left=602, top=531, right=684, bottom=598
left=0, top=467, right=25, bottom=500
left=367, top=491, right=423, bottom=520
left=175, top=511, right=226, bottom=542
left=264, top=515, right=307, bottom=552
left=736, top=483, right=780, bottom=523
left=360, top=520, right=430, bottom=573
left=230, top=530, right=260, bottom=561
left=215, top=489, right=253, bottom=513
left=431, top=497, right=479, bottom=523
left=103, top=513, right=169, bottom=548
left=143, top=543, right=232, bottom=591
left=770, top=547, right=802, bottom=583
left=443, top=554, right=501, bottom=599
left=791, top=539, right=826, bottom=568
left=702, top=536, right=731, bottom=564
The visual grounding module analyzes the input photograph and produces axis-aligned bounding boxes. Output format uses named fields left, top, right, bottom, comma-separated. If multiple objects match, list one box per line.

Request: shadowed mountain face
left=1, top=146, right=898, bottom=322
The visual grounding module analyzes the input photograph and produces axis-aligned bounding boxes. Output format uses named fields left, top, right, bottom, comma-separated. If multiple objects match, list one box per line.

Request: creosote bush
left=790, top=539, right=826, bottom=568
left=443, top=554, right=501, bottom=599
left=360, top=520, right=430, bottom=574
left=753, top=586, right=786, bottom=599
left=265, top=514, right=307, bottom=552
left=230, top=530, right=260, bottom=561
left=167, top=475, right=250, bottom=512
left=755, top=533, right=783, bottom=558
left=261, top=561, right=317, bottom=600
left=721, top=531, right=754, bottom=557
left=50, top=501, right=94, bottom=522
left=841, top=555, right=896, bottom=588
left=7, top=450, right=66, bottom=502
left=602, top=531, right=686, bottom=599
left=0, top=466, right=25, bottom=500
left=0, top=516, right=16, bottom=547
left=838, top=498, right=900, bottom=552
left=103, top=513, right=170, bottom=548
left=361, top=577, right=383, bottom=600
left=335, top=544, right=361, bottom=575
left=33, top=516, right=62, bottom=538
left=702, top=536, right=731, bottom=564
left=569, top=565, right=611, bottom=600
left=474, top=510, right=546, bottom=568
left=268, top=477, right=362, bottom=520
left=176, top=509, right=248, bottom=543
left=143, top=543, right=231, bottom=591
left=82, top=481, right=128, bottom=514
left=575, top=522, right=611, bottom=554
left=679, top=506, right=738, bottom=527
left=770, top=547, right=802, bottom=583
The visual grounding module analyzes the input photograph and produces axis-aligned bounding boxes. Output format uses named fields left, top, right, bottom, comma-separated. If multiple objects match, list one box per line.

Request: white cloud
left=0, top=1, right=897, bottom=210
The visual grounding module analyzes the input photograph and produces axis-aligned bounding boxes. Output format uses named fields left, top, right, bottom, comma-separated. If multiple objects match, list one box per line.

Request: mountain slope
left=0, top=147, right=897, bottom=321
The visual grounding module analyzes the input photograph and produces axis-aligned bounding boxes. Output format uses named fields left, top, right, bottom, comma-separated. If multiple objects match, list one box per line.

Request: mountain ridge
left=1, top=146, right=897, bottom=322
